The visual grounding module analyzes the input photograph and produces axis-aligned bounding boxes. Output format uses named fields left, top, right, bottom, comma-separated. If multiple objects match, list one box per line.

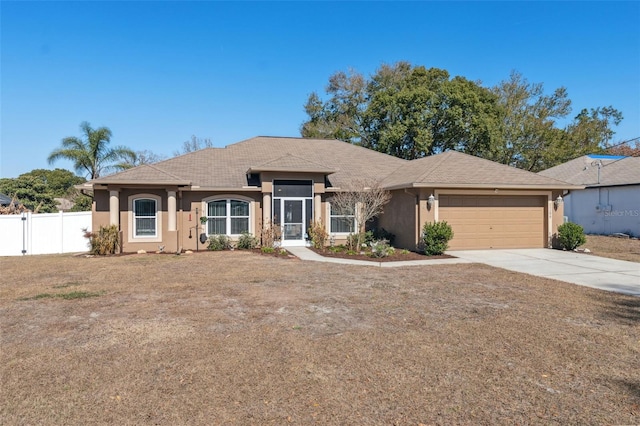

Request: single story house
left=81, top=136, right=577, bottom=252
left=539, top=154, right=640, bottom=237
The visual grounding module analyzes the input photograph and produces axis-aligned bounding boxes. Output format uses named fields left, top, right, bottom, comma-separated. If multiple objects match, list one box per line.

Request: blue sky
left=1, top=1, right=639, bottom=178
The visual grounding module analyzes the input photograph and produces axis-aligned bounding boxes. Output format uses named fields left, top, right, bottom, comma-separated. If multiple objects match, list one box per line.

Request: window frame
left=202, top=196, right=253, bottom=237
left=328, top=201, right=357, bottom=234
left=128, top=193, right=163, bottom=243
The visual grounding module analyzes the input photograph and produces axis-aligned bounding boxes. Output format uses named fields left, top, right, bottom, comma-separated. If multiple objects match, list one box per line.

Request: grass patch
left=19, top=291, right=102, bottom=301
left=18, top=293, right=56, bottom=301
left=58, top=291, right=102, bottom=300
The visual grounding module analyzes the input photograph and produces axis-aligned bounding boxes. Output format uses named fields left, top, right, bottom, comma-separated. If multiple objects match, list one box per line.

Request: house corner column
left=167, top=190, right=177, bottom=231
left=109, top=190, right=119, bottom=226
left=314, top=194, right=321, bottom=223
left=263, top=193, right=271, bottom=226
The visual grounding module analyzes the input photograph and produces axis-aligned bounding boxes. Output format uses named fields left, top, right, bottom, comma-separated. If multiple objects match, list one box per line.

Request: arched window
left=206, top=199, right=250, bottom=235
left=133, top=198, right=157, bottom=237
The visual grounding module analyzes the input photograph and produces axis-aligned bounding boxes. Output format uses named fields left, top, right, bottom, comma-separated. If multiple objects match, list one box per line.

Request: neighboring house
left=81, top=136, right=576, bottom=252
left=540, top=154, right=640, bottom=237
left=0, top=193, right=14, bottom=206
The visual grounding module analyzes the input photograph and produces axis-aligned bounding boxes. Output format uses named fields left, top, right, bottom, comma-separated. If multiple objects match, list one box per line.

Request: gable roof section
left=247, top=154, right=336, bottom=174
left=90, top=137, right=406, bottom=189
left=382, top=151, right=575, bottom=189
left=539, top=155, right=640, bottom=187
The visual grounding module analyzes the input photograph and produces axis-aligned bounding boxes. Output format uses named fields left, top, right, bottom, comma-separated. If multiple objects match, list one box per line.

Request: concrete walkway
left=287, top=246, right=640, bottom=297
left=449, top=249, right=640, bottom=297
left=285, top=246, right=472, bottom=268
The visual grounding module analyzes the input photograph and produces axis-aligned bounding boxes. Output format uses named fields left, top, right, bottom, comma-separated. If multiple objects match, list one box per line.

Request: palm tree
left=48, top=121, right=136, bottom=179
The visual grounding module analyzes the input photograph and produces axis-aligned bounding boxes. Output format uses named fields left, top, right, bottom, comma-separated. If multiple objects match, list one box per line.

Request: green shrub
left=557, top=222, right=586, bottom=250
left=84, top=225, right=120, bottom=255
left=261, top=246, right=275, bottom=254
left=207, top=234, right=231, bottom=251
left=346, top=233, right=371, bottom=251
left=372, top=228, right=395, bottom=245
left=369, top=240, right=395, bottom=258
left=422, top=221, right=454, bottom=255
left=236, top=232, right=258, bottom=250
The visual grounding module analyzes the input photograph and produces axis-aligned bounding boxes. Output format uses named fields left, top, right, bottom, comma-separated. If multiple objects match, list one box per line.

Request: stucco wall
left=180, top=191, right=262, bottom=251
left=378, top=190, right=418, bottom=250
left=565, top=185, right=640, bottom=237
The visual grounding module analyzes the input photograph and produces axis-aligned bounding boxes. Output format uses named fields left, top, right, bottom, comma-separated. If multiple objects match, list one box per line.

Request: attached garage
left=439, top=194, right=547, bottom=250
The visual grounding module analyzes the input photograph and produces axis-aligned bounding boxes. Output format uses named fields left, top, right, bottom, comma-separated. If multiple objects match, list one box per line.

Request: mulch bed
left=310, top=247, right=454, bottom=262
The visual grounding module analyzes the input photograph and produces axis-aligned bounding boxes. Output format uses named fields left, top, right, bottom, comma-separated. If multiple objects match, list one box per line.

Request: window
left=207, top=199, right=250, bottom=235
left=330, top=203, right=355, bottom=233
left=133, top=198, right=157, bottom=237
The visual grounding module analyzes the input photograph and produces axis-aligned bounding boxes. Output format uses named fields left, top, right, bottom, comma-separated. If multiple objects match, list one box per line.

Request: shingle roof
left=539, top=155, right=640, bottom=187
left=93, top=136, right=406, bottom=189
left=93, top=163, right=191, bottom=185
left=248, top=154, right=336, bottom=174
left=91, top=136, right=576, bottom=190
left=0, top=192, right=15, bottom=205
left=381, top=151, right=574, bottom=189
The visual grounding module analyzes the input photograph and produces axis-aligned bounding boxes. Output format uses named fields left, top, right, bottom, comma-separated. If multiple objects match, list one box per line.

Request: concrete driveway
left=448, top=249, right=640, bottom=297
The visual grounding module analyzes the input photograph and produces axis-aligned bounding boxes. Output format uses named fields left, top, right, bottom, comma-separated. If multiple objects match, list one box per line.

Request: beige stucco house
left=82, top=136, right=577, bottom=252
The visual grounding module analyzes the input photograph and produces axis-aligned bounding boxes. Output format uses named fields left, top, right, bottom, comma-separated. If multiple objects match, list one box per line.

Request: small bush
left=363, top=230, right=375, bottom=245
left=369, top=240, right=395, bottom=258
left=308, top=221, right=328, bottom=249
left=422, top=221, right=454, bottom=256
left=260, top=219, right=281, bottom=248
left=84, top=225, right=120, bottom=255
left=207, top=234, right=231, bottom=251
left=372, top=228, right=395, bottom=245
left=557, top=222, right=586, bottom=250
left=261, top=246, right=275, bottom=254
left=346, top=233, right=358, bottom=251
left=236, top=232, right=258, bottom=250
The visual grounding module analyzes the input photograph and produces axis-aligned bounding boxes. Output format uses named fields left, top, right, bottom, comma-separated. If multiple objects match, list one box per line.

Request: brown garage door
left=439, top=195, right=546, bottom=250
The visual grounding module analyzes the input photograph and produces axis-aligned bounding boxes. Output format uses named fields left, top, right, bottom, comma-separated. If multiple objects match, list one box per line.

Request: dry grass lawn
left=1, top=251, right=638, bottom=425
left=581, top=234, right=640, bottom=263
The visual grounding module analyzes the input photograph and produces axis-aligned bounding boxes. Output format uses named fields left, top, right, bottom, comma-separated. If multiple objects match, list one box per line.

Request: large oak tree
left=302, top=63, right=623, bottom=171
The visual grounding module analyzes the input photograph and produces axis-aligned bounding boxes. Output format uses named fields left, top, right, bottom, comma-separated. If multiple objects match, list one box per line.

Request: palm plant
left=48, top=121, right=136, bottom=179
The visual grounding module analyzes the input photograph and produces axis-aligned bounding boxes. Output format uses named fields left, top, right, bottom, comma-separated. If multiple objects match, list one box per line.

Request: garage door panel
left=439, top=195, right=546, bottom=250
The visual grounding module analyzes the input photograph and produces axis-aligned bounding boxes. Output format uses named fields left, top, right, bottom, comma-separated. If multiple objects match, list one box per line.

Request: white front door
left=281, top=198, right=307, bottom=246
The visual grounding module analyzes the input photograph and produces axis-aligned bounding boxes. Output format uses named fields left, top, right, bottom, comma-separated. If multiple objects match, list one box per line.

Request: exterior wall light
left=554, top=195, right=563, bottom=209
left=427, top=194, right=435, bottom=209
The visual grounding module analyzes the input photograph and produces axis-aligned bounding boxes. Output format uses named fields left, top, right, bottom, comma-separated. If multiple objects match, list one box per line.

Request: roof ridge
left=255, top=153, right=330, bottom=168
left=600, top=156, right=631, bottom=168
left=144, top=163, right=187, bottom=181
left=418, top=151, right=453, bottom=181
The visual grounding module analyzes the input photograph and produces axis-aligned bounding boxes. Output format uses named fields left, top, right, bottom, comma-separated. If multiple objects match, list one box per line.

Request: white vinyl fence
left=0, top=211, right=92, bottom=256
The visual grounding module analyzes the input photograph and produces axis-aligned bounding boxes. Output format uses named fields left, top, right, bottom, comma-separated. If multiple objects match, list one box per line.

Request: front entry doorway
left=272, top=180, right=313, bottom=247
